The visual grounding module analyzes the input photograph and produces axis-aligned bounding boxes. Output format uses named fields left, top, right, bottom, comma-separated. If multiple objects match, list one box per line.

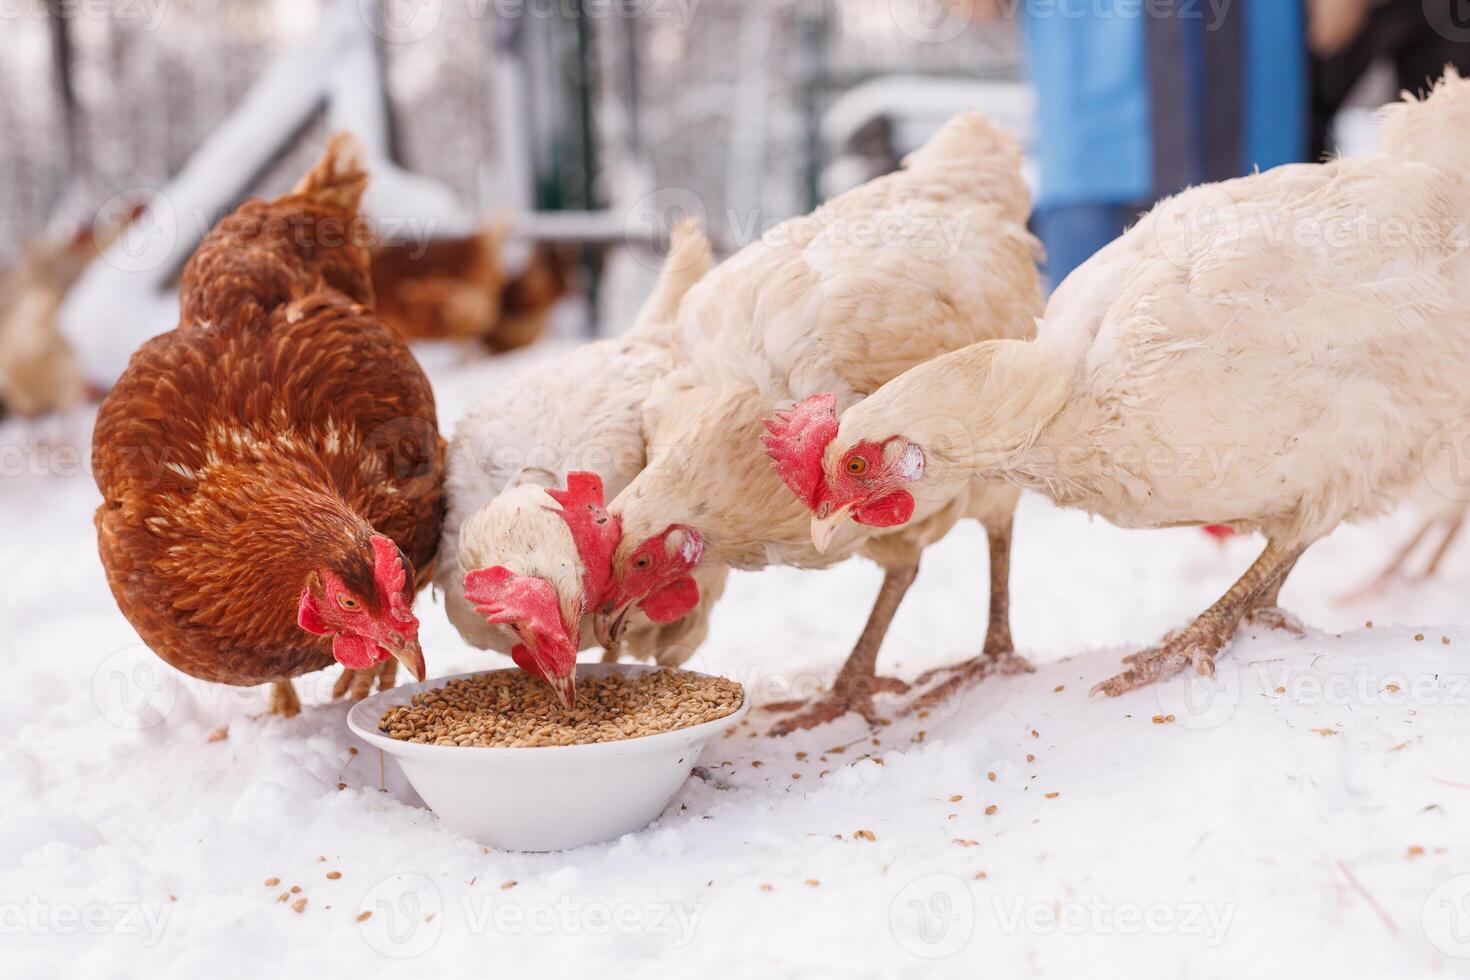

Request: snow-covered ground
left=5, top=340, right=1470, bottom=978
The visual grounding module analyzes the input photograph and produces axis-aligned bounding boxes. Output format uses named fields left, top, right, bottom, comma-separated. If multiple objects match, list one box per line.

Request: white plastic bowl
left=346, top=662, right=749, bottom=851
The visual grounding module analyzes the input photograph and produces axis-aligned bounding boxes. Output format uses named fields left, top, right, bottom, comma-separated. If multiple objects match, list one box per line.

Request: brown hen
left=369, top=222, right=566, bottom=351
left=92, top=134, right=445, bottom=717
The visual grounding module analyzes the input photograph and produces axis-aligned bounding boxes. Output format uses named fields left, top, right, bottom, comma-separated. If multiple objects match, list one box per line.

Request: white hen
left=598, top=113, right=1044, bottom=730
left=794, top=69, right=1470, bottom=695
left=437, top=223, right=729, bottom=701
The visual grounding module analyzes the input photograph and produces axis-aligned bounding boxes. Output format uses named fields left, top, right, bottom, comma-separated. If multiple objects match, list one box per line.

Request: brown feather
left=92, top=136, right=444, bottom=687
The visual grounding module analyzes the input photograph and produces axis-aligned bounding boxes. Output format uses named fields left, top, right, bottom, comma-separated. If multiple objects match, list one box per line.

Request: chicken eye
left=846, top=456, right=868, bottom=476
left=634, top=555, right=652, bottom=570
left=338, top=595, right=360, bottom=611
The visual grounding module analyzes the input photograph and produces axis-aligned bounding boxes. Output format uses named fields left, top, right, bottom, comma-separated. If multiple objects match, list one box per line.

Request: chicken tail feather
left=630, top=218, right=713, bottom=336
left=1378, top=67, right=1470, bottom=172
left=293, top=132, right=370, bottom=213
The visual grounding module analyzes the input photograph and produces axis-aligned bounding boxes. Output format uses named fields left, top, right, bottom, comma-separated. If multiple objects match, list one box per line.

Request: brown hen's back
left=92, top=135, right=445, bottom=686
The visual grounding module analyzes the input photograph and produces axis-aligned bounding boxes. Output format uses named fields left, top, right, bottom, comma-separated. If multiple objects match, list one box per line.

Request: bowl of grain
left=346, top=663, right=747, bottom=851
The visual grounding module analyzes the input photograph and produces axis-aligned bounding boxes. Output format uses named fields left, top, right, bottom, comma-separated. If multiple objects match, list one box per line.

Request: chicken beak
left=380, top=631, right=427, bottom=683
left=545, top=671, right=576, bottom=709
left=593, top=604, right=631, bottom=649
left=810, top=504, right=854, bottom=554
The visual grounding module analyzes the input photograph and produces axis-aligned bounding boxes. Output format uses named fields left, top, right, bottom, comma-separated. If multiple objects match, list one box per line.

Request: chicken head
left=596, top=525, right=704, bottom=648
left=297, top=534, right=427, bottom=681
left=763, top=393, right=923, bottom=552
left=463, top=564, right=579, bottom=707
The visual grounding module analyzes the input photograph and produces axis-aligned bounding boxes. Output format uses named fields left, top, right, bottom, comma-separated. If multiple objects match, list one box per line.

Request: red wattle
left=509, top=643, right=543, bottom=680
left=853, top=490, right=915, bottom=528
left=332, top=632, right=379, bottom=670
left=639, top=575, right=700, bottom=624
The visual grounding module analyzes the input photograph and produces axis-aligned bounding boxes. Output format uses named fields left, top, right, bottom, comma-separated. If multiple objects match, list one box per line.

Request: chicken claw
left=765, top=675, right=909, bottom=735
left=332, top=660, right=400, bottom=701
left=1241, top=605, right=1305, bottom=636
left=903, top=646, right=1033, bottom=715
left=1091, top=631, right=1223, bottom=697
left=1093, top=539, right=1308, bottom=697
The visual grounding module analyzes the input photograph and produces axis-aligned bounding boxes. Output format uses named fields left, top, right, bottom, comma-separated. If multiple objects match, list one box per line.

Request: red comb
left=545, top=472, right=620, bottom=605
left=463, top=565, right=519, bottom=622
left=762, top=393, right=839, bottom=511
left=463, top=565, right=562, bottom=633
left=370, top=534, right=413, bottom=619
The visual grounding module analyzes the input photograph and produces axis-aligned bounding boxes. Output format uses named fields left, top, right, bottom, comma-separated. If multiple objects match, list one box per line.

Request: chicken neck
left=614, top=385, right=823, bottom=571
left=837, top=335, right=1082, bottom=504
left=206, top=471, right=379, bottom=640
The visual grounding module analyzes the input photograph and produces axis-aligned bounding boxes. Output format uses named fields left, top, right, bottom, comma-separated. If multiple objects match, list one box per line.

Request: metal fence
left=0, top=0, right=1020, bottom=268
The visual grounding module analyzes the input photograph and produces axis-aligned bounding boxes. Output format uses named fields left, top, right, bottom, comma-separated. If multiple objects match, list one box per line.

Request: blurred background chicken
left=595, top=113, right=1043, bottom=732
left=0, top=208, right=140, bottom=418
left=92, top=135, right=445, bottom=717
left=369, top=220, right=569, bottom=351
left=775, top=69, right=1470, bottom=698
left=438, top=221, right=727, bottom=705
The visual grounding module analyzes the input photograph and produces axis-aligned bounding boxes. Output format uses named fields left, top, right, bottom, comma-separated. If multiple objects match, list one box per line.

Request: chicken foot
left=766, top=562, right=919, bottom=734
left=1093, top=539, right=1308, bottom=697
left=1340, top=503, right=1467, bottom=602
left=904, top=512, right=1032, bottom=714
left=332, top=659, right=400, bottom=701
left=269, top=680, right=301, bottom=718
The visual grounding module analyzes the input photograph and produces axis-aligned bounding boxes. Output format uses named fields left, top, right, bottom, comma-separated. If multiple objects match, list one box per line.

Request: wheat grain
left=379, top=670, right=743, bottom=748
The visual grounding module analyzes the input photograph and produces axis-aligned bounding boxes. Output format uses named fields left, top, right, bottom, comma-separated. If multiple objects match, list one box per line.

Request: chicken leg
left=905, top=512, right=1032, bottom=714
left=269, top=680, right=301, bottom=717
left=1093, top=539, right=1308, bottom=697
left=766, top=562, right=918, bottom=734
left=332, top=659, right=400, bottom=701
left=1340, top=503, right=1467, bottom=602
left=1241, top=554, right=1304, bottom=635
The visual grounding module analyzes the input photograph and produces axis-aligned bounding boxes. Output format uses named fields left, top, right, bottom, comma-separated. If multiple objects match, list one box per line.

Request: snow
left=5, top=341, right=1470, bottom=977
